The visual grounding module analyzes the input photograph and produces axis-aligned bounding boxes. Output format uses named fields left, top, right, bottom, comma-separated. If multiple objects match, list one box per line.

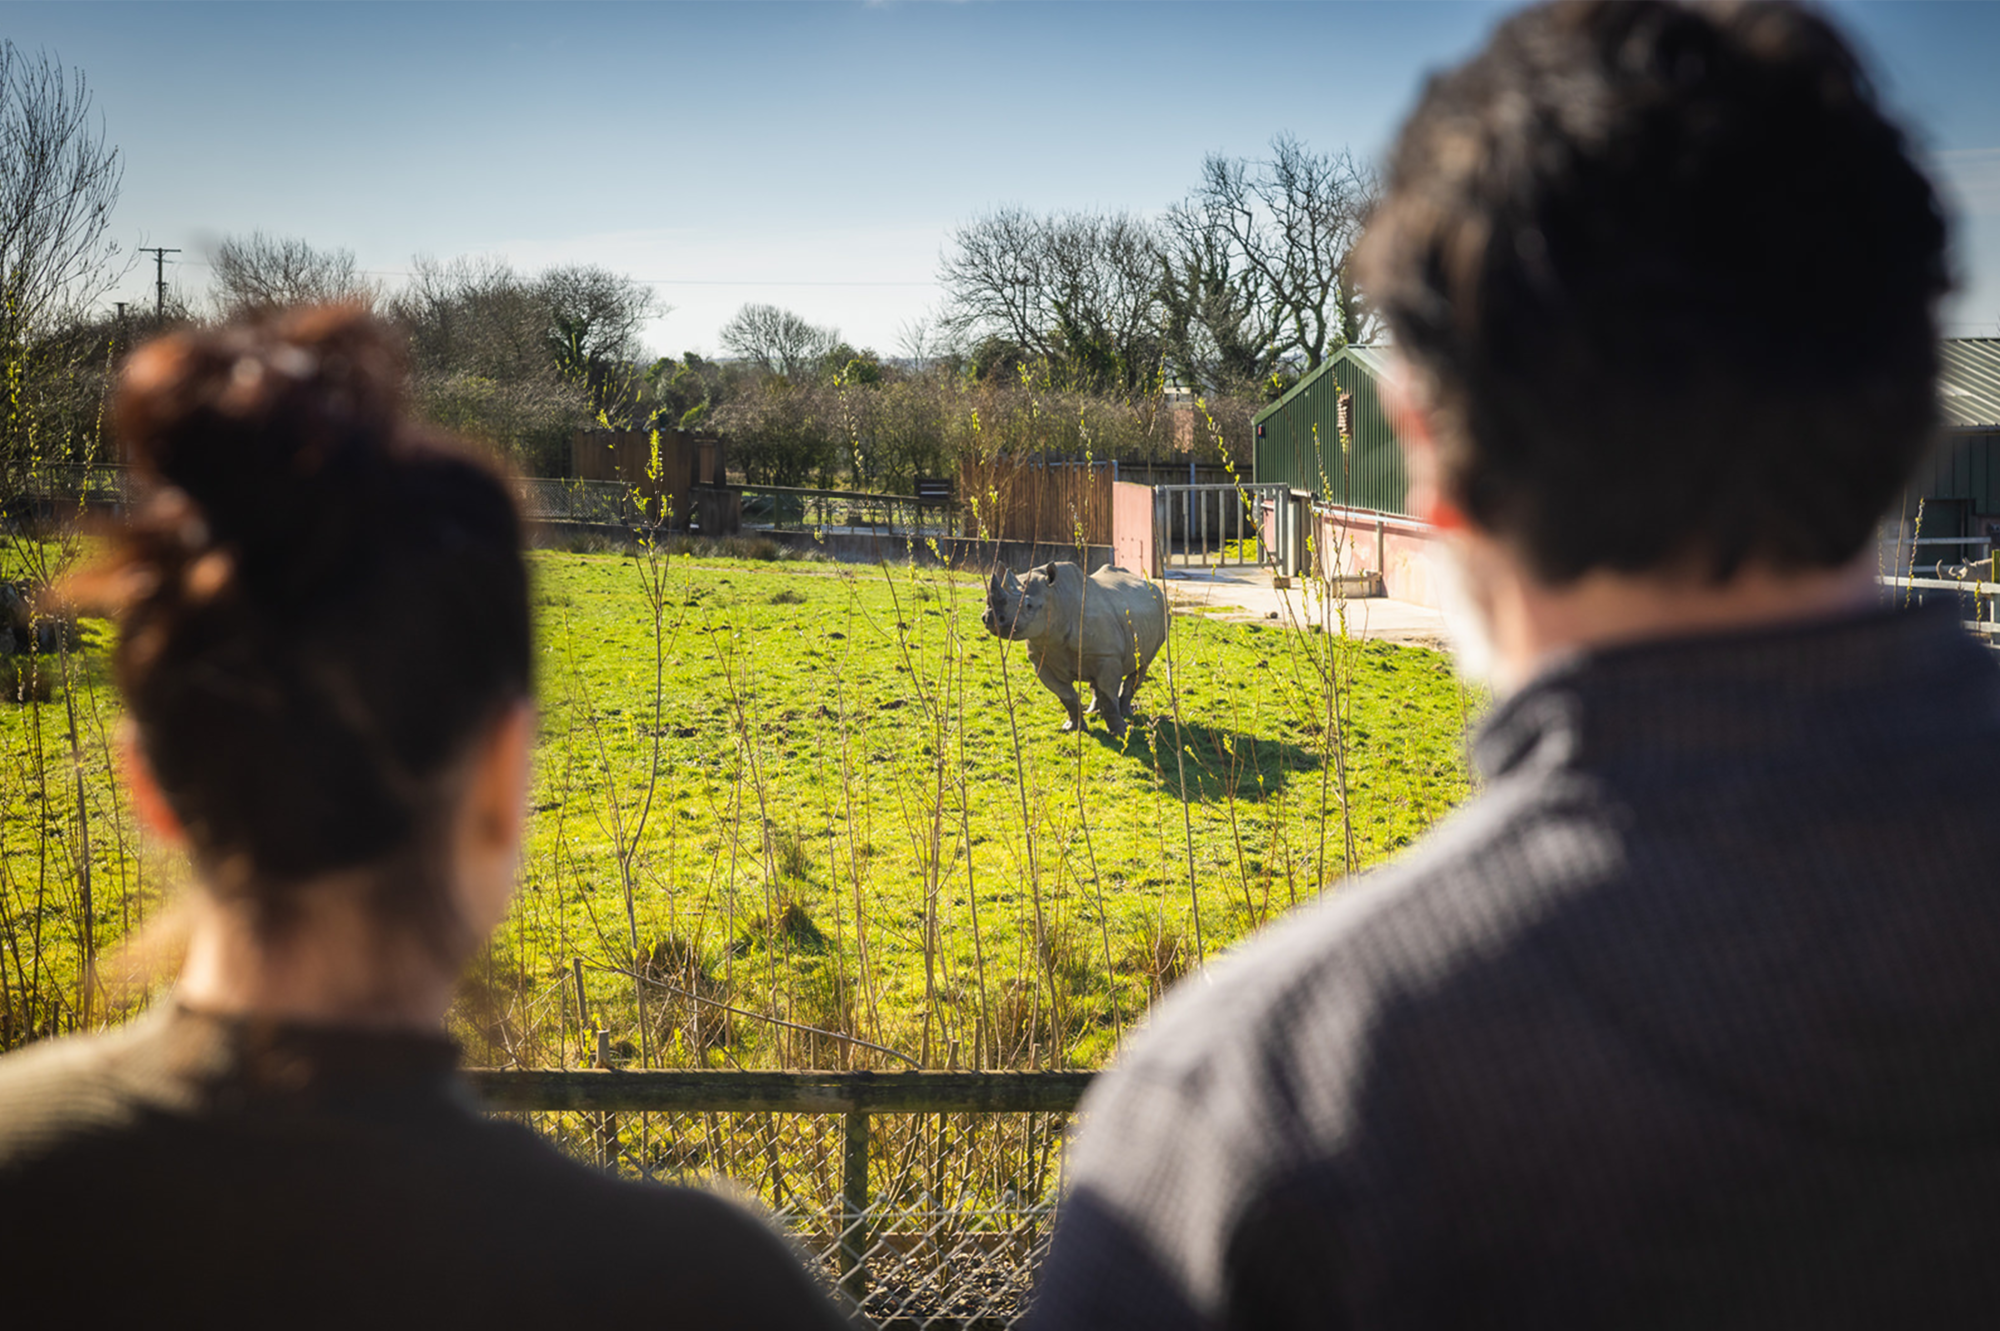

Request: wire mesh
left=515, top=477, right=638, bottom=525
left=502, top=1106, right=1072, bottom=1328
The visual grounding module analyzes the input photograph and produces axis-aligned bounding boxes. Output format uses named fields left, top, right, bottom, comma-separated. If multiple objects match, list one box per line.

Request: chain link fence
left=472, top=1070, right=1090, bottom=1329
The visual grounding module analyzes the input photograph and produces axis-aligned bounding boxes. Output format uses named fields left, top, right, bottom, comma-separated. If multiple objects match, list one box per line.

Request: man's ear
left=1384, top=361, right=1468, bottom=532
left=119, top=726, right=186, bottom=847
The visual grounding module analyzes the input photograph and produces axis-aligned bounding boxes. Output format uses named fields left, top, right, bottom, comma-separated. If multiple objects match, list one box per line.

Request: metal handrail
left=731, top=483, right=956, bottom=508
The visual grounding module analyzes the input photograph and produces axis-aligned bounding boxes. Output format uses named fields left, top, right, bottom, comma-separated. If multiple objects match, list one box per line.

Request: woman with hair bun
left=0, top=307, right=847, bottom=1330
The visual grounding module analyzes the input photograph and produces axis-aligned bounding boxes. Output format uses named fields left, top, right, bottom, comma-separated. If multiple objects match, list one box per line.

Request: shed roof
left=1252, top=344, right=1391, bottom=425
left=1941, top=339, right=2000, bottom=430
left=1255, top=338, right=2000, bottom=430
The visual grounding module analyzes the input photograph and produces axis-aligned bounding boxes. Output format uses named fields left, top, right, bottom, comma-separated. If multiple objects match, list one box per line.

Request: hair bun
left=97, top=304, right=531, bottom=903
left=116, top=305, right=407, bottom=601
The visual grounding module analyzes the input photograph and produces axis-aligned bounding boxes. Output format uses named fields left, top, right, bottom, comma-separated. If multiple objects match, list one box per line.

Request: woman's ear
left=469, top=701, right=534, bottom=849
left=451, top=699, right=537, bottom=943
left=120, top=726, right=186, bottom=847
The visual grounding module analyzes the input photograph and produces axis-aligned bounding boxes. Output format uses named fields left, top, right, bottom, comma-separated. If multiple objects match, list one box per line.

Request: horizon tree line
left=2, top=39, right=1369, bottom=498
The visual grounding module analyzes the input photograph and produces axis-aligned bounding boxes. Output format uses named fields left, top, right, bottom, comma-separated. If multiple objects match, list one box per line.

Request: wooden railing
left=469, top=1068, right=1094, bottom=1114
left=470, top=1070, right=1094, bottom=1311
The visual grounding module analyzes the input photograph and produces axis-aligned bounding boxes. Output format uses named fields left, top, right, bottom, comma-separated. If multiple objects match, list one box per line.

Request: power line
left=630, top=279, right=939, bottom=289
left=138, top=246, right=181, bottom=316
left=171, top=258, right=936, bottom=288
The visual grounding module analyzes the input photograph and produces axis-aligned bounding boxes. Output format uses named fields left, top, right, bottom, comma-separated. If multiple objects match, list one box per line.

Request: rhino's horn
left=1003, top=565, right=1022, bottom=592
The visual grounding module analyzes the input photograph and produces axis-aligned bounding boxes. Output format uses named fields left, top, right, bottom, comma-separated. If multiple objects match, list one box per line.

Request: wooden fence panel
left=957, top=458, right=1114, bottom=548
left=569, top=429, right=724, bottom=527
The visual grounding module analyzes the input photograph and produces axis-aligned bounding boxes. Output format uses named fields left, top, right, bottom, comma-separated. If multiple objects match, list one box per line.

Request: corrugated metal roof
left=1342, top=345, right=1397, bottom=382
left=1941, top=339, right=2000, bottom=430
left=1252, top=345, right=1391, bottom=425
left=1257, top=339, right=2000, bottom=431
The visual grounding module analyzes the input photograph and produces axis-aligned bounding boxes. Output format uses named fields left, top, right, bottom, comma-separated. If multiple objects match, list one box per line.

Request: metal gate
left=1152, top=483, right=1298, bottom=573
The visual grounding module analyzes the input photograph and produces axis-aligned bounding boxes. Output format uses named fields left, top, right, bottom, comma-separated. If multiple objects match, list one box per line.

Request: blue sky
left=6, top=0, right=1999, bottom=356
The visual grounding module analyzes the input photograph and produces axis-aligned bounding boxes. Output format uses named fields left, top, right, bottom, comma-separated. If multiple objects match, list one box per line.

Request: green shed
left=1901, top=338, right=2000, bottom=545
left=1255, top=339, right=2000, bottom=548
left=1252, top=345, right=1415, bottom=515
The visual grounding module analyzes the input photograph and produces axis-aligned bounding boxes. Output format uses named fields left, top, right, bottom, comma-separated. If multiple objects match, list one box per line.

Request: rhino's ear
left=1041, top=562, right=1062, bottom=582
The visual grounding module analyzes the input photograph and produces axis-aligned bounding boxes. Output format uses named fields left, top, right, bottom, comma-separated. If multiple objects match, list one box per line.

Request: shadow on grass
left=1097, top=714, right=1320, bottom=804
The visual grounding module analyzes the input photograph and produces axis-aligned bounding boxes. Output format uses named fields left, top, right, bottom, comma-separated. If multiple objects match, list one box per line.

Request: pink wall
left=1315, top=504, right=1444, bottom=609
left=1113, top=481, right=1158, bottom=577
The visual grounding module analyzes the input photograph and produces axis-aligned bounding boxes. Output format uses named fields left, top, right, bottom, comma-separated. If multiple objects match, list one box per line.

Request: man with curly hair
left=1033, top=3, right=1994, bottom=1325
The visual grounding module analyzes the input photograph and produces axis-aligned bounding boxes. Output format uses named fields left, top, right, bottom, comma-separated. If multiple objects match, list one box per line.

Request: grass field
left=0, top=542, right=1483, bottom=1070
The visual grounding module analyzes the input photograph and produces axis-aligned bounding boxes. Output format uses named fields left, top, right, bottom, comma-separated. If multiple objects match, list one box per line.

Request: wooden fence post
left=592, top=1026, right=617, bottom=1170
left=840, top=1109, right=871, bottom=1304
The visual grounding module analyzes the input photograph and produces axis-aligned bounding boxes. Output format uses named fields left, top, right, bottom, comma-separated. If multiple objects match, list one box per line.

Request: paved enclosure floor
left=1161, top=567, right=1450, bottom=649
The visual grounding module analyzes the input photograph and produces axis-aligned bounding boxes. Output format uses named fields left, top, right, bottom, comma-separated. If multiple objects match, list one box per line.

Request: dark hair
left=102, top=306, right=531, bottom=943
left=1356, top=0, right=1951, bottom=582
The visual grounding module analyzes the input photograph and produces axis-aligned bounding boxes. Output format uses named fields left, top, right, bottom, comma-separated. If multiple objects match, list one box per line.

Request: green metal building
left=1251, top=345, right=1414, bottom=514
left=1903, top=338, right=2000, bottom=543
left=1259, top=339, right=2000, bottom=541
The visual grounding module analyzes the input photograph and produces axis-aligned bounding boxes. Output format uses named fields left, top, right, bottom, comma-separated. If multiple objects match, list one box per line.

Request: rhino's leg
left=1122, top=636, right=1163, bottom=713
left=1089, top=682, right=1122, bottom=733
left=1119, top=667, right=1145, bottom=712
left=1036, top=664, right=1088, bottom=732
left=1091, top=662, right=1131, bottom=736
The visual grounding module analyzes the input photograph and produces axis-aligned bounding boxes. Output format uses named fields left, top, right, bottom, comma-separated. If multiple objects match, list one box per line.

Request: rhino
left=982, top=561, right=1170, bottom=736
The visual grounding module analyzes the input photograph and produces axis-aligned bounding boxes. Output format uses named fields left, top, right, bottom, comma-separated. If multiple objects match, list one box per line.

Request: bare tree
left=0, top=41, right=124, bottom=481
left=539, top=264, right=659, bottom=378
left=0, top=42, right=123, bottom=336
left=391, top=255, right=591, bottom=474
left=388, top=256, right=665, bottom=464
left=537, top=264, right=661, bottom=421
left=1157, top=201, right=1268, bottom=392
left=1161, top=133, right=1378, bottom=392
left=895, top=314, right=951, bottom=374
left=938, top=206, right=1044, bottom=357
left=938, top=208, right=1162, bottom=392
left=211, top=232, right=374, bottom=314
left=398, top=254, right=549, bottom=380
left=720, top=303, right=839, bottom=379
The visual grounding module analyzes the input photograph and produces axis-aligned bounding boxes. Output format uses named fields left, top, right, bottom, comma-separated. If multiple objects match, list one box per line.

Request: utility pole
left=138, top=247, right=180, bottom=317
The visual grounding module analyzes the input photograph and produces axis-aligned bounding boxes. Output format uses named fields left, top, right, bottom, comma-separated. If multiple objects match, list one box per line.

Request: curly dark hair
left=99, top=306, right=531, bottom=946
left=1356, top=0, right=1951, bottom=583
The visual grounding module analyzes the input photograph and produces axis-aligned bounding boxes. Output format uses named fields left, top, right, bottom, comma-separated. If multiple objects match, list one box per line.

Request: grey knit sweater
left=1031, top=605, right=2000, bottom=1329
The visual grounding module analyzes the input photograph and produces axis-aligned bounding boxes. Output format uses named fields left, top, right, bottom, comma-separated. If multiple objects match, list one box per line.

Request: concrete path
left=1161, top=567, right=1450, bottom=649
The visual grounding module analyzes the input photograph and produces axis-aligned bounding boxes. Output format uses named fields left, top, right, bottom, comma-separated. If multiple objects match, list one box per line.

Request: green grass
left=0, top=558, right=141, bottom=1047
left=498, top=549, right=1477, bottom=1070
left=0, top=544, right=1483, bottom=1069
